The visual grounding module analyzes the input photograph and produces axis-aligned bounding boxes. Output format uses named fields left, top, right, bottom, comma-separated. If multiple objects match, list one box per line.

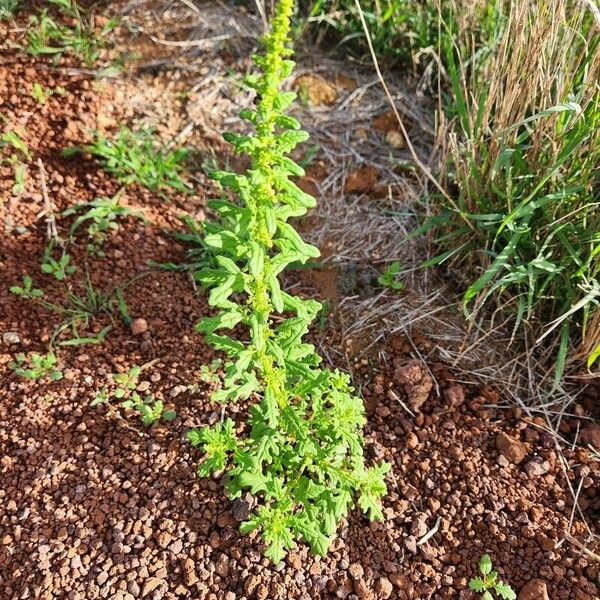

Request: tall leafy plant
left=187, top=0, right=389, bottom=563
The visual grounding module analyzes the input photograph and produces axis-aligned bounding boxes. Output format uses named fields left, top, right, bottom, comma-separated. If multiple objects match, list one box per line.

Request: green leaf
left=267, top=271, right=284, bottom=312
left=479, top=554, right=493, bottom=576
left=495, top=582, right=517, bottom=600
left=469, top=578, right=486, bottom=593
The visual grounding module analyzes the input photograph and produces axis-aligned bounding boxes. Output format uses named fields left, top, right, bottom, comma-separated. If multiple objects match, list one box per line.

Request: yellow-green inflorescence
left=187, top=0, right=389, bottom=563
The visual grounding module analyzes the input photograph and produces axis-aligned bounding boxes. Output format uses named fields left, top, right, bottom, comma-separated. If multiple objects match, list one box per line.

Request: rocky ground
left=1, top=2, right=600, bottom=599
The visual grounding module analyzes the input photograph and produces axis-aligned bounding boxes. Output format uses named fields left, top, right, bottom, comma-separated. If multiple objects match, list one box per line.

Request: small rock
left=580, top=423, right=600, bottom=449
left=411, top=513, right=428, bottom=538
left=405, top=432, right=419, bottom=449
left=404, top=536, right=417, bottom=554
left=518, top=579, right=549, bottom=600
left=232, top=498, right=251, bottom=522
left=181, top=558, right=197, bottom=586
left=344, top=166, right=379, bottom=195
left=496, top=432, right=527, bottom=464
left=256, top=584, right=269, bottom=600
left=131, top=318, right=148, bottom=336
left=524, top=457, right=551, bottom=477
left=215, top=553, right=229, bottom=578
left=375, top=577, right=393, bottom=599
left=393, top=359, right=433, bottom=411
left=444, top=384, right=465, bottom=407
left=293, top=74, right=337, bottom=106
left=2, top=331, right=20, bottom=345
left=141, top=577, right=163, bottom=597
left=385, top=129, right=405, bottom=149
left=349, top=563, right=364, bottom=580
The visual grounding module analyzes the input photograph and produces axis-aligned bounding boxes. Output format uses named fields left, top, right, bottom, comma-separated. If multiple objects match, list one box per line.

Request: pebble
left=496, top=432, right=527, bottom=464
left=518, top=579, right=549, bottom=600
left=2, top=331, right=20, bottom=344
left=131, top=318, right=149, bottom=336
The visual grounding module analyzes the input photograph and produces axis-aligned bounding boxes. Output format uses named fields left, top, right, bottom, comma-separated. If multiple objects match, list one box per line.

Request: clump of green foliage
left=469, top=554, right=516, bottom=600
left=299, top=0, right=503, bottom=68
left=26, top=0, right=117, bottom=67
left=63, top=194, right=147, bottom=255
left=31, top=82, right=54, bottom=105
left=378, top=260, right=403, bottom=290
left=0, top=0, right=20, bottom=20
left=41, top=242, right=77, bottom=280
left=430, top=0, right=600, bottom=382
left=92, top=365, right=176, bottom=426
left=71, top=126, right=191, bottom=193
left=9, top=273, right=132, bottom=347
left=10, top=352, right=63, bottom=381
left=186, top=0, right=388, bottom=563
left=0, top=130, right=29, bottom=195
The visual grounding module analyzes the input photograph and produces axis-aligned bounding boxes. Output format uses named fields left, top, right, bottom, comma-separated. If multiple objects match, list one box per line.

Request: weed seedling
left=186, top=0, right=388, bottom=563
left=26, top=0, right=118, bottom=67
left=92, top=365, right=176, bottom=426
left=11, top=162, right=26, bottom=194
left=378, top=261, right=404, bottom=290
left=198, top=359, right=223, bottom=385
left=41, top=242, right=77, bottom=280
left=0, top=0, right=19, bottom=20
left=1, top=130, right=30, bottom=159
left=63, top=194, right=147, bottom=255
left=10, top=352, right=63, bottom=381
left=69, top=126, right=191, bottom=193
left=10, top=272, right=139, bottom=347
left=31, top=82, right=53, bottom=105
left=469, top=555, right=516, bottom=600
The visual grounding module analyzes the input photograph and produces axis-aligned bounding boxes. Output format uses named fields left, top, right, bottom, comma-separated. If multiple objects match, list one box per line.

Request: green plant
left=31, top=82, right=53, bottom=105
left=469, top=554, right=516, bottom=600
left=26, top=0, right=117, bottom=67
left=0, top=0, right=19, bottom=20
left=186, top=0, right=388, bottom=563
left=1, top=130, right=30, bottom=159
left=63, top=194, right=147, bottom=255
left=429, top=0, right=600, bottom=382
left=10, top=161, right=26, bottom=195
left=9, top=272, right=136, bottom=347
left=70, top=126, right=191, bottom=193
left=92, top=365, right=176, bottom=426
left=378, top=260, right=404, bottom=290
left=198, top=359, right=223, bottom=384
left=10, top=352, right=63, bottom=381
left=299, top=0, right=503, bottom=68
left=41, top=242, right=77, bottom=280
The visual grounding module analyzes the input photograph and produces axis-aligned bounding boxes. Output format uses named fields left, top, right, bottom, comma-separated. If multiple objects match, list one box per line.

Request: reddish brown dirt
left=1, top=6, right=600, bottom=600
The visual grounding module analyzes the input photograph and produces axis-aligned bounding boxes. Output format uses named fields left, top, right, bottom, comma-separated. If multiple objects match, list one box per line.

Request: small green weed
left=198, top=359, right=223, bottom=385
left=31, top=82, right=53, bottom=105
left=10, top=352, right=63, bottom=381
left=1, top=130, right=30, bottom=159
left=9, top=272, right=136, bottom=347
left=92, top=365, right=176, bottom=426
left=11, top=161, right=27, bottom=195
left=63, top=194, right=147, bottom=255
left=378, top=261, right=404, bottom=290
left=70, top=126, right=191, bottom=193
left=41, top=242, right=77, bottom=281
left=469, top=555, right=516, bottom=600
left=0, top=0, right=19, bottom=20
left=26, top=0, right=117, bottom=67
